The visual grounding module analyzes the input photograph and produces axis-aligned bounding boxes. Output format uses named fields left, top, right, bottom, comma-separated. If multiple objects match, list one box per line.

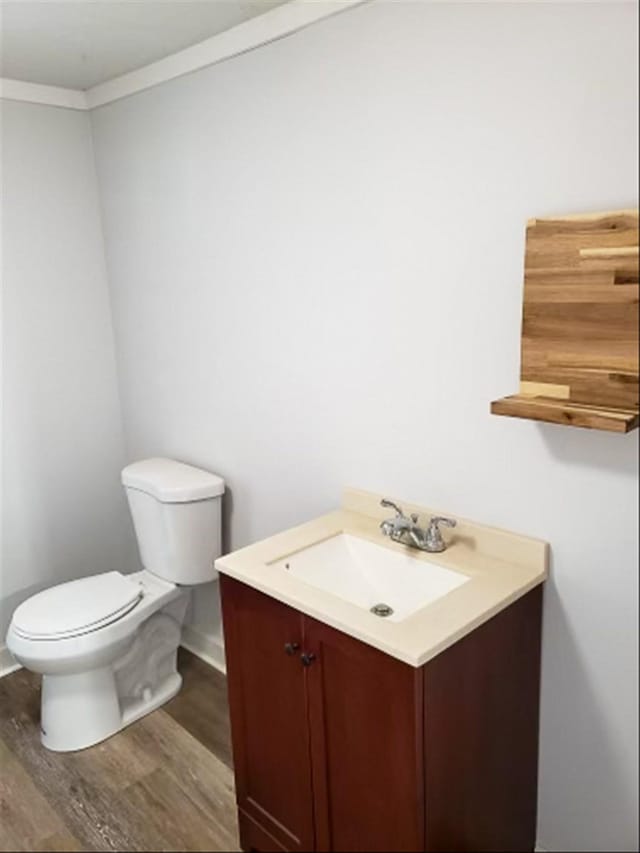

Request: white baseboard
left=0, top=644, right=21, bottom=678
left=181, top=625, right=226, bottom=675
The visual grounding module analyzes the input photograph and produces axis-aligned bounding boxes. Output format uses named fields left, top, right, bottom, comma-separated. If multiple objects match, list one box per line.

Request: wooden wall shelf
left=491, top=395, right=638, bottom=434
left=492, top=209, right=639, bottom=433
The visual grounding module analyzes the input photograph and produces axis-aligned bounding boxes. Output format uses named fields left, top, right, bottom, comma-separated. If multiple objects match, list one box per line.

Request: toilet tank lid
left=122, top=458, right=225, bottom=502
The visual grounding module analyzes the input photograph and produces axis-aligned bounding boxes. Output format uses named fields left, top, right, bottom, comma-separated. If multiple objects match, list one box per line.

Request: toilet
left=6, top=457, right=224, bottom=753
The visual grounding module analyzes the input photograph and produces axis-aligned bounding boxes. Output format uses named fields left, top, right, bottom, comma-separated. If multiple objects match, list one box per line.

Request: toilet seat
left=12, top=571, right=143, bottom=641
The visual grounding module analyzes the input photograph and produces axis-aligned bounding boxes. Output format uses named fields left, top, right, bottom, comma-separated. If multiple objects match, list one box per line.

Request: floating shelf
left=492, top=208, right=639, bottom=433
left=491, top=395, right=638, bottom=434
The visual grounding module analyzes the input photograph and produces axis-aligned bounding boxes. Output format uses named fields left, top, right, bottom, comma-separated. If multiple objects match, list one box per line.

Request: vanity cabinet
left=220, top=574, right=543, bottom=853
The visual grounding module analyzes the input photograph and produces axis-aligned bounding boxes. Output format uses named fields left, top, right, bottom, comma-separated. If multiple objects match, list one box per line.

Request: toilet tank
left=122, top=458, right=225, bottom=585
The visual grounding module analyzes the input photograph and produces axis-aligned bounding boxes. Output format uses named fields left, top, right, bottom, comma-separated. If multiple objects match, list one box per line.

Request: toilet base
left=40, top=594, right=189, bottom=752
left=42, top=666, right=122, bottom=752
left=121, top=670, right=182, bottom=728
left=41, top=668, right=184, bottom=752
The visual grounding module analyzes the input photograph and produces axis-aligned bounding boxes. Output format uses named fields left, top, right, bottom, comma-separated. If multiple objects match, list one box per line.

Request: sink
left=269, top=533, right=470, bottom=622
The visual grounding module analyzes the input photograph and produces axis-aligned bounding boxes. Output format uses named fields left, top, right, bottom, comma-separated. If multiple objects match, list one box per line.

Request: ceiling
left=0, top=0, right=291, bottom=90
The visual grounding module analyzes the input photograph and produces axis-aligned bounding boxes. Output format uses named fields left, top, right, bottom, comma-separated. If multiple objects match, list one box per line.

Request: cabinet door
left=220, top=576, right=315, bottom=852
left=303, top=616, right=425, bottom=853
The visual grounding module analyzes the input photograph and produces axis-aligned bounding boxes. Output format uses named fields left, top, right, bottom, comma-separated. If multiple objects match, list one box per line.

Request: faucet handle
left=429, top=516, right=457, bottom=530
left=380, top=498, right=405, bottom=517
left=424, top=515, right=457, bottom=552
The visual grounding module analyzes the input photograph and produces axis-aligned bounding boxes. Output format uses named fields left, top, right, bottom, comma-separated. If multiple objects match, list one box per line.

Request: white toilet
left=6, top=457, right=224, bottom=753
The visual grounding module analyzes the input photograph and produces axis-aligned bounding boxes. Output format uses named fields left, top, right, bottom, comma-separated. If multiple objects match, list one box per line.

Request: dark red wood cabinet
left=220, top=574, right=543, bottom=853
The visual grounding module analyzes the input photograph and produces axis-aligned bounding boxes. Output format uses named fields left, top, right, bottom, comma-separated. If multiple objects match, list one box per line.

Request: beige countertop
left=214, top=488, right=549, bottom=668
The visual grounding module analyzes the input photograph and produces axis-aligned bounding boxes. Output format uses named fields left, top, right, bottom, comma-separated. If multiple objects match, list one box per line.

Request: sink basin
left=269, top=533, right=470, bottom=622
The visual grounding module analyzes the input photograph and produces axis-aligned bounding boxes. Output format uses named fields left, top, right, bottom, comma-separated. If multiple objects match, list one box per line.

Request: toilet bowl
left=6, top=458, right=224, bottom=752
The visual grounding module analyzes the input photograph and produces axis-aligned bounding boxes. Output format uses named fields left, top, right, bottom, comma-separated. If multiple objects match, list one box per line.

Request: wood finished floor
left=0, top=649, right=240, bottom=852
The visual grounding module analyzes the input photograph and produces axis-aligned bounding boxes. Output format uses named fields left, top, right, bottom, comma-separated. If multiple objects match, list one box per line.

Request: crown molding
left=86, top=0, right=367, bottom=109
left=1, top=0, right=368, bottom=112
left=0, top=78, right=88, bottom=110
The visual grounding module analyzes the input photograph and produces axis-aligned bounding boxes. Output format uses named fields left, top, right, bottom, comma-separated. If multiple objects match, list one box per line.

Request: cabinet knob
left=301, top=652, right=316, bottom=667
left=284, top=642, right=300, bottom=656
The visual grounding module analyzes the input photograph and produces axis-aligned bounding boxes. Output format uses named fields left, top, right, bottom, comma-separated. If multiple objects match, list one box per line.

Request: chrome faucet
left=380, top=498, right=456, bottom=553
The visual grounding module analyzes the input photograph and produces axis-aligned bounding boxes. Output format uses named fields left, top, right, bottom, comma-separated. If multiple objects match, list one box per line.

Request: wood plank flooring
left=0, top=649, right=240, bottom=852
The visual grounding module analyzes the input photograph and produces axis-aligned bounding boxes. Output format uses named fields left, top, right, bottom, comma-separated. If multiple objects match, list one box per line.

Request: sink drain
left=370, top=603, right=394, bottom=618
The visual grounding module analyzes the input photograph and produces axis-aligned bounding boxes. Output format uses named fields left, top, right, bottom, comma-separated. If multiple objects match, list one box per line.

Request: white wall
left=90, top=2, right=638, bottom=850
left=0, top=100, right=136, bottom=644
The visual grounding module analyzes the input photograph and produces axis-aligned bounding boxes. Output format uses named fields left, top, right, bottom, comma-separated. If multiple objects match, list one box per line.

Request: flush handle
left=301, top=652, right=316, bottom=667
left=284, top=642, right=300, bottom=656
